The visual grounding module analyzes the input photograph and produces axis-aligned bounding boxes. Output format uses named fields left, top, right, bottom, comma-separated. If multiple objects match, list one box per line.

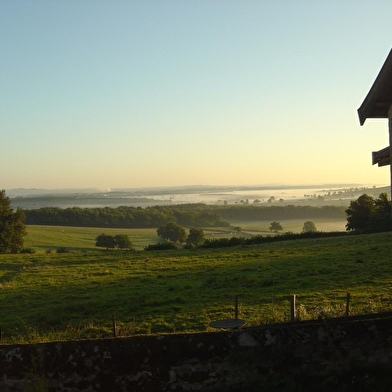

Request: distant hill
left=7, top=184, right=389, bottom=210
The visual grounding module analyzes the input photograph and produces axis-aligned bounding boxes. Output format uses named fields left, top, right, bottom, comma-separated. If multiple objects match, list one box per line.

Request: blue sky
left=1, top=1, right=392, bottom=190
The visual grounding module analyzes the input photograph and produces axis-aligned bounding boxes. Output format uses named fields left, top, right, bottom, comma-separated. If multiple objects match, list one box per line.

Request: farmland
left=23, top=217, right=348, bottom=252
left=0, top=224, right=391, bottom=344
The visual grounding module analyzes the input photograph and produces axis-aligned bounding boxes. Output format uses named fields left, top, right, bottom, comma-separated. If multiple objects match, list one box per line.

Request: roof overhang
left=358, top=49, right=392, bottom=125
left=372, top=146, right=390, bottom=166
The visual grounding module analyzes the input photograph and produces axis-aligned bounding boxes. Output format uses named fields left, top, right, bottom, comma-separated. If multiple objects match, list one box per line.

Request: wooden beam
left=388, top=106, right=392, bottom=226
left=372, top=146, right=390, bottom=166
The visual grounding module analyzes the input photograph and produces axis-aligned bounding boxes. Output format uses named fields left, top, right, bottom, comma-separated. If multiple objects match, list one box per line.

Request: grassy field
left=24, top=225, right=160, bottom=252
left=214, top=218, right=348, bottom=237
left=0, top=224, right=391, bottom=344
left=23, top=217, right=348, bottom=252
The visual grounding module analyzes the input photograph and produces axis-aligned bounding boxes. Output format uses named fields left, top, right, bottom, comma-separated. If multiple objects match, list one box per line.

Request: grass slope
left=24, top=218, right=347, bottom=251
left=24, top=225, right=160, bottom=251
left=1, top=228, right=392, bottom=344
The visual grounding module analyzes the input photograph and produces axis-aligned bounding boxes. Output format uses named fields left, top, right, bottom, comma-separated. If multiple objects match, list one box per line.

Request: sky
left=1, top=0, right=392, bottom=190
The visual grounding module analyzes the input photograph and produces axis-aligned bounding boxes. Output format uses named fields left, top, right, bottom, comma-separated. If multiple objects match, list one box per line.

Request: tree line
left=22, top=205, right=226, bottom=228
left=1, top=189, right=390, bottom=254
left=22, top=204, right=346, bottom=229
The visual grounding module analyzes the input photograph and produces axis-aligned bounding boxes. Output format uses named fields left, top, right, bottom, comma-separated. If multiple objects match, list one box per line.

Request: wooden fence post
left=345, top=293, right=350, bottom=317
left=234, top=295, right=239, bottom=320
left=290, top=294, right=296, bottom=322
left=112, top=314, right=117, bottom=337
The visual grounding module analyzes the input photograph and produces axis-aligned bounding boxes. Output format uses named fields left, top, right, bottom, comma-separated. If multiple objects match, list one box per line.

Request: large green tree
left=95, top=233, right=116, bottom=250
left=157, top=222, right=186, bottom=243
left=302, top=221, right=317, bottom=233
left=346, top=193, right=391, bottom=232
left=114, top=234, right=134, bottom=250
left=186, top=228, right=205, bottom=247
left=373, top=192, right=392, bottom=230
left=95, top=233, right=134, bottom=250
left=269, top=221, right=283, bottom=233
left=0, top=190, right=26, bottom=253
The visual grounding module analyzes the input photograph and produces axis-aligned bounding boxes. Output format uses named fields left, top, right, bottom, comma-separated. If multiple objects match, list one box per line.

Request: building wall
left=1, top=314, right=392, bottom=391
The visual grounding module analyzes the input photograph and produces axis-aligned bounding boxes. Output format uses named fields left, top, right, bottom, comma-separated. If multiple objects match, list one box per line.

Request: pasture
left=216, top=218, right=347, bottom=237
left=24, top=225, right=160, bottom=252
left=23, top=217, right=348, bottom=251
left=0, top=225, right=391, bottom=344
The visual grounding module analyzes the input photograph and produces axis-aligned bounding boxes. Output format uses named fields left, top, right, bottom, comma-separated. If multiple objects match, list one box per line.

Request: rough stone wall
left=2, top=314, right=392, bottom=391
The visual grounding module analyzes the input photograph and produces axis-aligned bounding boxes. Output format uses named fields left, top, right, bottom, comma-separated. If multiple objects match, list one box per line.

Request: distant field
left=225, top=218, right=347, bottom=235
left=1, top=229, right=392, bottom=344
left=24, top=225, right=160, bottom=251
left=24, top=218, right=348, bottom=252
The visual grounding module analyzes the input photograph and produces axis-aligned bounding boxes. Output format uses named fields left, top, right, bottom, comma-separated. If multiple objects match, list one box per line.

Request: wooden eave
left=358, top=49, right=392, bottom=125
left=372, top=146, right=390, bottom=166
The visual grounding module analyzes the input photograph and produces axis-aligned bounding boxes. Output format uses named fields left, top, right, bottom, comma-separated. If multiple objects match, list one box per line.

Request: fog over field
left=7, top=184, right=389, bottom=210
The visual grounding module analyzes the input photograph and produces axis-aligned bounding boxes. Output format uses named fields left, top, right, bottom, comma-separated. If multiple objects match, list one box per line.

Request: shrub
left=56, top=247, right=70, bottom=253
left=20, top=247, right=36, bottom=254
left=201, top=237, right=246, bottom=249
left=144, top=242, right=178, bottom=251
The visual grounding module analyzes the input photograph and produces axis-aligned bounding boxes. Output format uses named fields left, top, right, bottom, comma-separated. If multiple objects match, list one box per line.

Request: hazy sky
left=2, top=1, right=392, bottom=190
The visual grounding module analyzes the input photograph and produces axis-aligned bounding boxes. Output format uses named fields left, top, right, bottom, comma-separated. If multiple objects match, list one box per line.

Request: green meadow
left=210, top=218, right=348, bottom=237
left=0, top=224, right=391, bottom=344
left=23, top=218, right=348, bottom=251
left=24, top=225, right=160, bottom=252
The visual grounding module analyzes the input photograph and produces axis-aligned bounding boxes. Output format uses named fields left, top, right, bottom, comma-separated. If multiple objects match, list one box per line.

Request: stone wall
left=2, top=313, right=392, bottom=391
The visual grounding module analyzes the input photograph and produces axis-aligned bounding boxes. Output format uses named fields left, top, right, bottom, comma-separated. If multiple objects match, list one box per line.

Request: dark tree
left=302, top=221, right=317, bottom=233
left=346, top=193, right=391, bottom=232
left=269, top=221, right=283, bottom=233
left=157, top=222, right=186, bottom=243
left=95, top=233, right=116, bottom=250
left=345, top=194, right=375, bottom=232
left=0, top=190, right=26, bottom=253
left=373, top=192, right=392, bottom=231
left=114, top=234, right=134, bottom=250
left=186, top=228, right=205, bottom=247
left=95, top=233, right=135, bottom=250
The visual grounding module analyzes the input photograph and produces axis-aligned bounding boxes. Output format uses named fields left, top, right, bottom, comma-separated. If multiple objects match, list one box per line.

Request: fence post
left=290, top=294, right=296, bottom=322
left=234, top=295, right=239, bottom=319
left=345, top=293, right=350, bottom=317
left=112, top=314, right=117, bottom=337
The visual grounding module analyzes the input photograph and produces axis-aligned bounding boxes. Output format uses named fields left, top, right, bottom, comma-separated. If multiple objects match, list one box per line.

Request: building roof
left=372, top=146, right=390, bottom=167
left=358, top=48, right=392, bottom=125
